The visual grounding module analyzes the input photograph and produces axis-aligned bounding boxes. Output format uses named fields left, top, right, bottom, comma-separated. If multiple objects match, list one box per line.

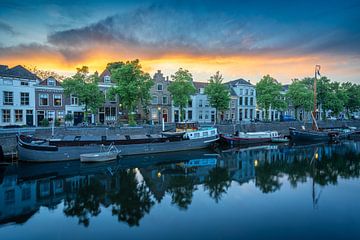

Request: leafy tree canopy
left=168, top=68, right=196, bottom=121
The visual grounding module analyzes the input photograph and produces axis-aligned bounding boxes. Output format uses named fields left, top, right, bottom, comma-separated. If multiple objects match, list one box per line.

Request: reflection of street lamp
left=157, top=106, right=161, bottom=124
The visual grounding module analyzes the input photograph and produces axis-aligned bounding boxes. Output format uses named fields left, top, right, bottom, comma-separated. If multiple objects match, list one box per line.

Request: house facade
left=0, top=65, right=40, bottom=126
left=35, top=77, right=65, bottom=126
left=149, top=70, right=172, bottom=123
left=225, top=79, right=257, bottom=123
left=172, top=81, right=216, bottom=123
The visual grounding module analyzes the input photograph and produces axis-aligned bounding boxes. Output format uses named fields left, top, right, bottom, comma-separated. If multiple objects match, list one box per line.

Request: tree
left=286, top=79, right=313, bottom=120
left=62, top=66, right=104, bottom=123
left=109, top=60, right=153, bottom=125
left=168, top=68, right=196, bottom=122
left=24, top=65, right=66, bottom=81
left=342, top=82, right=360, bottom=117
left=204, top=71, right=231, bottom=123
left=256, top=75, right=286, bottom=120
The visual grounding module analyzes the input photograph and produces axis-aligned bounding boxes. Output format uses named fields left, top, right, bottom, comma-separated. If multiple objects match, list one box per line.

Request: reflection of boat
left=17, top=122, right=219, bottom=162
left=184, top=158, right=217, bottom=167
left=80, top=143, right=120, bottom=163
left=221, top=131, right=279, bottom=145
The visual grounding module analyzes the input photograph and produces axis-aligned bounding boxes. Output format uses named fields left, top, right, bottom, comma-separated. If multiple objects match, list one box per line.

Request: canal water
left=0, top=141, right=360, bottom=240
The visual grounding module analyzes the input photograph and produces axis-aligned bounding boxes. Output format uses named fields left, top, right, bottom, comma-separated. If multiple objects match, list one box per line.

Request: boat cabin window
left=194, top=133, right=200, bottom=138
left=203, top=132, right=208, bottom=137
left=211, top=130, right=216, bottom=135
left=74, top=136, right=81, bottom=141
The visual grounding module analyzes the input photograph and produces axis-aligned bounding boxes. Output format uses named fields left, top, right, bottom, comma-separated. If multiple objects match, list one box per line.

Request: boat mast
left=312, top=65, right=320, bottom=130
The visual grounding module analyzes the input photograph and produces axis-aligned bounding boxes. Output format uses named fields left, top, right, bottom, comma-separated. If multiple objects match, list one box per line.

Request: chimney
left=0, top=65, right=8, bottom=72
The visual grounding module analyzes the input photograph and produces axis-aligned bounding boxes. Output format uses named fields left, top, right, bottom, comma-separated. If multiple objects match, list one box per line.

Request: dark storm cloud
left=46, top=3, right=360, bottom=60
left=0, top=21, right=17, bottom=35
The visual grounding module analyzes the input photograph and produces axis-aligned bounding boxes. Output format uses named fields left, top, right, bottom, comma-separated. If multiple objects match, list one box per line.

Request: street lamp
left=157, top=106, right=161, bottom=124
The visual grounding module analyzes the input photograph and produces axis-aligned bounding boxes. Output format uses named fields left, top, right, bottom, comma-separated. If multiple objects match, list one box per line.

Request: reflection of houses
left=149, top=70, right=172, bottom=123
left=35, top=77, right=65, bottom=126
left=0, top=65, right=40, bottom=126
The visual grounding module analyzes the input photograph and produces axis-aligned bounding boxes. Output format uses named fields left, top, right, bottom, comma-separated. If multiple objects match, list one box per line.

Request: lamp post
left=157, top=106, right=161, bottom=125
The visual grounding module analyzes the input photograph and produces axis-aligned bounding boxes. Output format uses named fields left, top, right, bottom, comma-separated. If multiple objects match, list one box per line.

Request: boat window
left=211, top=130, right=216, bottom=135
left=194, top=133, right=200, bottom=138
left=203, top=132, right=208, bottom=137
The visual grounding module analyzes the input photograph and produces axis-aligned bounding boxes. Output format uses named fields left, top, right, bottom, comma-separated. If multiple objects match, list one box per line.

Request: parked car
left=280, top=115, right=296, bottom=122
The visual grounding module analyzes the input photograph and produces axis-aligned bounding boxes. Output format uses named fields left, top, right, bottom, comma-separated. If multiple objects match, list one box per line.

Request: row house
left=172, top=81, right=216, bottom=123
left=149, top=70, right=172, bottom=123
left=35, top=77, right=65, bottom=125
left=225, top=79, right=257, bottom=122
left=97, top=69, right=119, bottom=125
left=0, top=65, right=40, bottom=126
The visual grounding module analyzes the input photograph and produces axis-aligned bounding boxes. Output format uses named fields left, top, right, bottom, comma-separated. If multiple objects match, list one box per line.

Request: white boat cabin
left=176, top=122, right=218, bottom=140
left=237, top=131, right=279, bottom=139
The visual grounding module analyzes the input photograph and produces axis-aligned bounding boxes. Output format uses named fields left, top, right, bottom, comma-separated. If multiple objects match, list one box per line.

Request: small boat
left=80, top=143, right=120, bottom=163
left=221, top=131, right=279, bottom=145
left=289, top=127, right=340, bottom=142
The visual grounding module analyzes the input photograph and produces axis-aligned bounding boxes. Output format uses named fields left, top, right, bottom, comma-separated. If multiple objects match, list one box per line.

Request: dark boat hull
left=17, top=135, right=219, bottom=162
left=220, top=135, right=272, bottom=145
left=289, top=129, right=338, bottom=142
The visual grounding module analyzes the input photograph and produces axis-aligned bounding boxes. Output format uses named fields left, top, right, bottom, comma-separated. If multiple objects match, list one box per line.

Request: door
left=37, top=111, right=44, bottom=126
left=26, top=110, right=33, bottom=126
left=174, top=110, right=179, bottom=122
left=162, top=109, right=168, bottom=122
left=74, top=112, right=84, bottom=125
left=99, top=113, right=105, bottom=124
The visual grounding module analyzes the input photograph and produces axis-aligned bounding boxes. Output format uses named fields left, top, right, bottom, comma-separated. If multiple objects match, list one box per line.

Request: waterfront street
left=1, top=141, right=360, bottom=239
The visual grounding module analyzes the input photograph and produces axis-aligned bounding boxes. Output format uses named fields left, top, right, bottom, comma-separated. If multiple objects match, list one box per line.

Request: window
left=188, top=110, right=192, bottom=120
left=239, top=89, right=243, bottom=95
left=199, top=111, right=203, bottom=119
left=71, top=95, right=78, bottom=105
left=205, top=101, right=209, bottom=107
left=57, top=111, right=64, bottom=119
left=239, top=97, right=243, bottom=106
left=21, top=81, right=28, bottom=86
left=199, top=100, right=203, bottom=107
left=162, top=96, right=168, bottom=104
left=231, top=100, right=235, bottom=108
left=157, top=84, right=163, bottom=91
left=26, top=110, right=33, bottom=115
left=104, top=76, right=111, bottom=83
left=205, top=111, right=209, bottom=119
left=151, top=95, right=158, bottom=104
left=15, top=109, right=23, bottom=122
left=250, top=109, right=254, bottom=119
left=245, top=97, right=248, bottom=106
left=39, top=94, right=48, bottom=106
left=53, top=94, right=62, bottom=106
left=250, top=97, right=253, bottom=106
left=5, top=189, right=15, bottom=205
left=245, top=109, right=248, bottom=118
left=48, top=79, right=55, bottom=86
left=199, top=88, right=205, bottom=94
left=194, top=133, right=200, bottom=138
left=21, top=92, right=29, bottom=105
left=239, top=109, right=243, bottom=120
left=3, top=91, right=13, bottom=105
left=250, top=89, right=254, bottom=95
left=245, top=89, right=249, bottom=95
left=2, top=109, right=10, bottom=123
left=22, top=188, right=31, bottom=201
left=188, top=100, right=192, bottom=107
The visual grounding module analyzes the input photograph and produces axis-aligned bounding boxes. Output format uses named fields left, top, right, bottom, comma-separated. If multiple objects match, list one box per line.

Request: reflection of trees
left=166, top=175, right=196, bottom=210
left=203, top=167, right=231, bottom=203
left=110, top=170, right=154, bottom=227
left=63, top=177, right=106, bottom=227
left=254, top=146, right=360, bottom=194
left=63, top=169, right=154, bottom=227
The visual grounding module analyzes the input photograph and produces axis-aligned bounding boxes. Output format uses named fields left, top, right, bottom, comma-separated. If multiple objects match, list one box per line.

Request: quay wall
left=1, top=120, right=360, bottom=155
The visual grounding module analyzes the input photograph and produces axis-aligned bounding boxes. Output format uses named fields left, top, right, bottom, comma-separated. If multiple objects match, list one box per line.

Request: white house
left=0, top=65, right=40, bottom=126
left=172, top=82, right=216, bottom=123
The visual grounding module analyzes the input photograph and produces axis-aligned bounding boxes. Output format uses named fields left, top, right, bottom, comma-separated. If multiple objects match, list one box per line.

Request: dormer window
left=48, top=79, right=55, bottom=86
left=199, top=88, right=204, bottom=94
left=157, top=84, right=163, bottom=91
left=104, top=75, right=111, bottom=83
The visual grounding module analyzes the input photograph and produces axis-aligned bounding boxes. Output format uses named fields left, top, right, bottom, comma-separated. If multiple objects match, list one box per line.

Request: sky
left=1, top=0, right=360, bottom=84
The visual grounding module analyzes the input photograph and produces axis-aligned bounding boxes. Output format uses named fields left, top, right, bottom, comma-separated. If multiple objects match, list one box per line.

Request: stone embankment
left=1, top=120, right=360, bottom=155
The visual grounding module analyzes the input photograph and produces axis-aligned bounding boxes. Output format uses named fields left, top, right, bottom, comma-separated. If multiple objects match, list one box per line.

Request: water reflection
left=1, top=141, right=360, bottom=228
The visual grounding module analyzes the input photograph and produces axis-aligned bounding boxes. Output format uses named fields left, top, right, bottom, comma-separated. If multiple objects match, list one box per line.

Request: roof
left=226, top=78, right=253, bottom=86
left=0, top=65, right=40, bottom=80
left=229, top=87, right=237, bottom=96
left=99, top=68, right=111, bottom=79
left=39, top=77, right=62, bottom=87
left=193, top=81, right=208, bottom=89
